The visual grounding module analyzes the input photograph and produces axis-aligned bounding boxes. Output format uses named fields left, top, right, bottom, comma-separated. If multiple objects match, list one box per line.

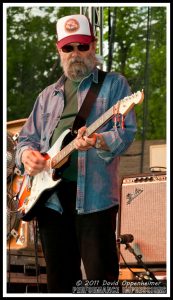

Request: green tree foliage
left=103, top=7, right=166, bottom=140
left=7, top=6, right=166, bottom=140
left=7, top=6, right=80, bottom=120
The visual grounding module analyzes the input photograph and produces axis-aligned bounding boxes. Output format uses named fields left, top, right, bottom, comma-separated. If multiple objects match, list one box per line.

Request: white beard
left=61, top=53, right=97, bottom=82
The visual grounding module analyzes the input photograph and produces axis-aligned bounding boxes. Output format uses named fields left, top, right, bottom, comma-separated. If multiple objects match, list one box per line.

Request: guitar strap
left=71, top=69, right=107, bottom=135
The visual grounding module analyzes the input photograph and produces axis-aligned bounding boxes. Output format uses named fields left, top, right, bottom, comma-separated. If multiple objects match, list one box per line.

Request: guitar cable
left=7, top=172, right=16, bottom=292
left=119, top=249, right=160, bottom=282
left=7, top=171, right=21, bottom=292
left=119, top=249, right=142, bottom=279
left=7, top=206, right=12, bottom=292
left=32, top=219, right=41, bottom=293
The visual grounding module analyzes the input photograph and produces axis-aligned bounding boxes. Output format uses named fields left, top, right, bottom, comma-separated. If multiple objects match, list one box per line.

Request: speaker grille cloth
left=119, top=174, right=166, bottom=265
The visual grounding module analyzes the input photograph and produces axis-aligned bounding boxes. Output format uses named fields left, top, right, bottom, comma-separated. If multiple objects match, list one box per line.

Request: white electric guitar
left=15, top=90, right=144, bottom=221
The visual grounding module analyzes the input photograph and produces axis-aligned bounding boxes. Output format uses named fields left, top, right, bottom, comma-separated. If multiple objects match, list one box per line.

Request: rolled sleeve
left=96, top=109, right=137, bottom=163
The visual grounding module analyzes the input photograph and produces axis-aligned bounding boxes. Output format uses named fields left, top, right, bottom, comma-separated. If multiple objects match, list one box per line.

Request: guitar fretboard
left=51, top=105, right=116, bottom=168
left=50, top=90, right=144, bottom=169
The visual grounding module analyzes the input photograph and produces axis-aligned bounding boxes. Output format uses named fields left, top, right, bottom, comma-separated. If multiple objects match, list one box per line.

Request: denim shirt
left=15, top=68, right=137, bottom=214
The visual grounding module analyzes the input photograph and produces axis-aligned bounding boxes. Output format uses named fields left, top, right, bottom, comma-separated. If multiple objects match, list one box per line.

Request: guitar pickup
left=24, top=197, right=29, bottom=205
left=26, top=175, right=32, bottom=191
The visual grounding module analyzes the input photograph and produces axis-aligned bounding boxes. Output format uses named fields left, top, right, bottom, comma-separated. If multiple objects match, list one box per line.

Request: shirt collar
left=53, top=67, right=99, bottom=94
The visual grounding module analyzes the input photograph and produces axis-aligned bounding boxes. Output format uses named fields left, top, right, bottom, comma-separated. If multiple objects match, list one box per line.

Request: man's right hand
left=21, top=149, right=47, bottom=176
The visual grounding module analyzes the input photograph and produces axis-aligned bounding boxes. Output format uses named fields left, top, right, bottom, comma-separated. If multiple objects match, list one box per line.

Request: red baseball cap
left=56, top=14, right=96, bottom=49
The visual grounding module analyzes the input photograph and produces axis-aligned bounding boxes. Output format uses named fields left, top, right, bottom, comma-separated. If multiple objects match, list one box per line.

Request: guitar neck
left=86, top=106, right=115, bottom=136
left=51, top=105, right=116, bottom=169
left=50, top=90, right=144, bottom=169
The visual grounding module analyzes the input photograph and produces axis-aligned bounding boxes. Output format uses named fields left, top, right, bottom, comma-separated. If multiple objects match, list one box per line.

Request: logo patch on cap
left=64, top=18, right=80, bottom=33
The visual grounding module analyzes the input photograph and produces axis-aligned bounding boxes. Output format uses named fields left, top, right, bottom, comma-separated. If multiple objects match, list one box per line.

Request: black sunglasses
left=61, top=44, right=90, bottom=53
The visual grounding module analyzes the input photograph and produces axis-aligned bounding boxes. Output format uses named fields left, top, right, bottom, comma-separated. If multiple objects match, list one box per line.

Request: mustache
left=68, top=57, right=84, bottom=65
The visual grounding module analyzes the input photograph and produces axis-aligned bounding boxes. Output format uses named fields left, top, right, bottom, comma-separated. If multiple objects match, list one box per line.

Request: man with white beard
left=16, top=14, right=137, bottom=293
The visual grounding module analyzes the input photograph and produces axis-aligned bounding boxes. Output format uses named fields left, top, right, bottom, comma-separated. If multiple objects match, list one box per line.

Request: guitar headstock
left=117, top=90, right=144, bottom=116
left=131, top=90, right=144, bottom=104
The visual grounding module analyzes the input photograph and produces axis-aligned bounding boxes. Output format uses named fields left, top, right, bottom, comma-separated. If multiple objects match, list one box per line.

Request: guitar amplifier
left=118, top=173, right=167, bottom=266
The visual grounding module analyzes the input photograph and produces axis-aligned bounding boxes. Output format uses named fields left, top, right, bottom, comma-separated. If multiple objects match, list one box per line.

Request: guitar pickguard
left=51, top=130, right=76, bottom=180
